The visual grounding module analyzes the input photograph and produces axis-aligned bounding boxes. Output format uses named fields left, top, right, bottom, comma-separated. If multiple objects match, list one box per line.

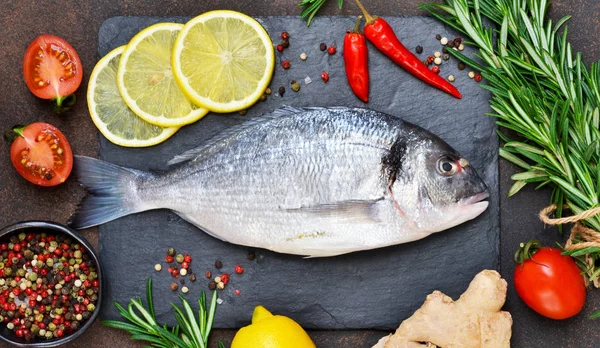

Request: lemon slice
left=172, top=11, right=275, bottom=113
left=88, top=46, right=179, bottom=147
left=117, top=22, right=208, bottom=127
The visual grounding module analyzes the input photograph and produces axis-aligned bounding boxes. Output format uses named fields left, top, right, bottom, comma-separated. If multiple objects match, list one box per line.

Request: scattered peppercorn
left=442, top=47, right=448, bottom=54
left=427, top=56, right=435, bottom=65
left=448, top=75, right=455, bottom=82
left=278, top=86, right=285, bottom=97
left=205, top=271, right=212, bottom=279
left=319, top=43, right=327, bottom=51
left=434, top=57, right=442, bottom=65
left=415, top=45, right=423, bottom=54
left=474, top=73, right=483, bottom=82
left=221, top=273, right=230, bottom=285
left=180, top=269, right=188, bottom=276
left=167, top=248, right=175, bottom=256
left=281, top=31, right=290, bottom=40
left=265, top=88, right=271, bottom=95
left=454, top=38, right=462, bottom=46
left=468, top=71, right=475, bottom=79
left=165, top=255, right=174, bottom=263
left=282, top=39, right=290, bottom=49
left=247, top=252, right=256, bottom=261
left=183, top=254, right=192, bottom=263
left=260, top=94, right=267, bottom=102
left=440, top=37, right=448, bottom=45
left=189, top=273, right=197, bottom=282
left=276, top=44, right=284, bottom=53
left=182, top=286, right=189, bottom=294
left=171, top=269, right=179, bottom=278
left=170, top=282, right=178, bottom=291
left=235, top=289, right=241, bottom=296
left=447, top=40, right=455, bottom=48
left=458, top=62, right=466, bottom=70
left=217, top=282, right=225, bottom=290
left=320, top=72, right=329, bottom=83
left=180, top=278, right=185, bottom=285
left=432, top=66, right=440, bottom=74
left=458, top=43, right=465, bottom=51
left=327, top=46, right=337, bottom=55
left=235, top=265, right=244, bottom=274
left=281, top=60, right=291, bottom=69
left=300, top=52, right=307, bottom=61
left=175, top=254, right=184, bottom=263
left=215, top=260, right=223, bottom=269
left=208, top=281, right=217, bottom=290
left=435, top=34, right=442, bottom=40
left=442, top=54, right=450, bottom=61
left=291, top=81, right=301, bottom=92
left=434, top=51, right=441, bottom=58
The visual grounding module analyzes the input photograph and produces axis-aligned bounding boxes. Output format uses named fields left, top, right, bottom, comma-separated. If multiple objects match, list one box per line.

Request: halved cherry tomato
left=514, top=241, right=586, bottom=319
left=9, top=122, right=73, bottom=186
left=23, top=35, right=83, bottom=114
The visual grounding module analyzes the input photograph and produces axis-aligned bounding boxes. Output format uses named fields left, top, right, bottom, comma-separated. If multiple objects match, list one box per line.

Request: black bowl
left=0, top=221, right=103, bottom=347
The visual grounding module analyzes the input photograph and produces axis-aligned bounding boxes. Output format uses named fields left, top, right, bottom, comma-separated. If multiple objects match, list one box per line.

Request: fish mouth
left=458, top=192, right=490, bottom=206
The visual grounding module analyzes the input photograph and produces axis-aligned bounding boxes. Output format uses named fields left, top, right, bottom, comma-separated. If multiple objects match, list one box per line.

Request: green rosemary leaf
left=154, top=325, right=188, bottom=348
left=218, top=342, right=226, bottom=348
left=564, top=247, right=600, bottom=257
left=499, top=148, right=531, bottom=170
left=180, top=296, right=203, bottom=348
left=337, top=0, right=343, bottom=9
left=102, top=320, right=148, bottom=335
left=205, top=291, right=218, bottom=343
left=130, top=334, right=171, bottom=347
left=511, top=170, right=547, bottom=181
left=147, top=278, right=156, bottom=321
left=131, top=299, right=158, bottom=327
left=508, top=180, right=527, bottom=197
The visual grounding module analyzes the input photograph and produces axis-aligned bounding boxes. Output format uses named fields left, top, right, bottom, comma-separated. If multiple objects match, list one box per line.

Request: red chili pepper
left=355, top=0, right=461, bottom=99
left=344, top=16, right=369, bottom=103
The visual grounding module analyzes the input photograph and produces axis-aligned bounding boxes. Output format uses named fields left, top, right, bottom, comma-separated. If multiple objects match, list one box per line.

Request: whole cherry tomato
left=514, top=240, right=586, bottom=319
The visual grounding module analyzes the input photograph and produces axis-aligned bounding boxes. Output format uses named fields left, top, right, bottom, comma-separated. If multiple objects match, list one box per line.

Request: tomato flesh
left=514, top=247, right=586, bottom=319
left=10, top=122, right=73, bottom=186
left=23, top=35, right=82, bottom=102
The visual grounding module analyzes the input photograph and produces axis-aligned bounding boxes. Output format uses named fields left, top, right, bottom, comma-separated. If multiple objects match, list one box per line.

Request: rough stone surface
left=96, top=16, right=499, bottom=330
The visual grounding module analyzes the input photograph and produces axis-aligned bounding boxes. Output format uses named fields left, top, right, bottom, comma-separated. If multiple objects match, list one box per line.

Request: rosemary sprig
left=103, top=278, right=220, bottom=347
left=298, top=0, right=344, bottom=26
left=420, top=0, right=600, bottom=285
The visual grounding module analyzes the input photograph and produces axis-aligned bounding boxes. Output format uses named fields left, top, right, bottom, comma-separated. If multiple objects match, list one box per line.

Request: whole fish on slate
left=71, top=106, right=489, bottom=257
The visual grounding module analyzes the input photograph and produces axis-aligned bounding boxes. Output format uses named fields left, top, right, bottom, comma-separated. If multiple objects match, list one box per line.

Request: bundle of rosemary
left=103, top=279, right=224, bottom=348
left=420, top=0, right=600, bottom=285
left=299, top=0, right=343, bottom=25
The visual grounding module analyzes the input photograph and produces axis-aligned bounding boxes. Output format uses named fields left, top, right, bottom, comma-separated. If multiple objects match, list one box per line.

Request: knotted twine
left=539, top=204, right=600, bottom=287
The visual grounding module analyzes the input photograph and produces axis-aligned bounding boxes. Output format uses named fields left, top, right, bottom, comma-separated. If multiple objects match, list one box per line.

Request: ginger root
left=374, top=270, right=512, bottom=348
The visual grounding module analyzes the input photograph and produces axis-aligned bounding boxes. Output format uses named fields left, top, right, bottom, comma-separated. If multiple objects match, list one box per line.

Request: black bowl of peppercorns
left=0, top=221, right=103, bottom=347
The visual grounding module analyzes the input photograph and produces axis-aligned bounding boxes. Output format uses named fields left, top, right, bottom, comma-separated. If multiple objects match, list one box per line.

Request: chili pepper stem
left=355, top=0, right=376, bottom=25
left=349, top=15, right=363, bottom=33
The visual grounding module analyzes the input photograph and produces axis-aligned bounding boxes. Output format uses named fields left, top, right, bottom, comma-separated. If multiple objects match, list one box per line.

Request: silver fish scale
left=136, top=108, right=407, bottom=251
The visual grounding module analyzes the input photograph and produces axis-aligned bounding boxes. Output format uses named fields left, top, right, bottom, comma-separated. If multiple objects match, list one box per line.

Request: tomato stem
left=514, top=240, right=541, bottom=265
left=3, top=125, right=25, bottom=144
left=51, top=94, right=77, bottom=114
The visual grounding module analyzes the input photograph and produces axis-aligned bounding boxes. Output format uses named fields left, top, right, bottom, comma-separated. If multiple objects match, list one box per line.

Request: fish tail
left=69, top=156, right=150, bottom=229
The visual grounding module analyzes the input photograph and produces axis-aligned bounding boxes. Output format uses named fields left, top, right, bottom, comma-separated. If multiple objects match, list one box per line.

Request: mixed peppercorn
left=0, top=232, right=99, bottom=341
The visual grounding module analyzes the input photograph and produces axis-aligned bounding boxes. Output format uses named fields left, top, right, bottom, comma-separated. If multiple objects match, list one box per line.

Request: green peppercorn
left=46, top=258, right=54, bottom=267
left=4, top=268, right=11, bottom=276
left=17, top=269, right=25, bottom=277
left=69, top=258, right=76, bottom=265
left=167, top=248, right=176, bottom=256
left=291, top=81, right=301, bottom=92
left=48, top=322, right=56, bottom=331
left=87, top=304, right=96, bottom=312
left=29, top=272, right=38, bottom=282
left=74, top=250, right=82, bottom=259
left=18, top=233, right=26, bottom=241
left=176, top=254, right=184, bottom=263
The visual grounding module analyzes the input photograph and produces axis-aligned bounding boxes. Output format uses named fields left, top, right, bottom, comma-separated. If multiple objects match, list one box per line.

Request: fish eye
left=437, top=157, right=458, bottom=176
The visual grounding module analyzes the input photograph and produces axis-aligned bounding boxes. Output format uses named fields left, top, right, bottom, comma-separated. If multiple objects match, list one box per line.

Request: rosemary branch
left=103, top=278, right=221, bottom=348
left=420, top=0, right=600, bottom=286
left=298, top=0, right=344, bottom=25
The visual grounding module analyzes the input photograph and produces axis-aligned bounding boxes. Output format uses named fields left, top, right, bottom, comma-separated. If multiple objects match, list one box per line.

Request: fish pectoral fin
left=285, top=198, right=384, bottom=224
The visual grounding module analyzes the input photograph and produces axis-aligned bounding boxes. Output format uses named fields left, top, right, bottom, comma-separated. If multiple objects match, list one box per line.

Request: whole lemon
left=231, top=306, right=315, bottom=348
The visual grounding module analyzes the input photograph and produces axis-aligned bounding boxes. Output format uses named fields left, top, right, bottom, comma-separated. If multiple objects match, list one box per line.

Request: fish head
left=385, top=128, right=489, bottom=233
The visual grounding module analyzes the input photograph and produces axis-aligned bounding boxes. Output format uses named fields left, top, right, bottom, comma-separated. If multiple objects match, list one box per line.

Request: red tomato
left=9, top=122, right=73, bottom=186
left=23, top=35, right=82, bottom=113
left=514, top=246, right=586, bottom=319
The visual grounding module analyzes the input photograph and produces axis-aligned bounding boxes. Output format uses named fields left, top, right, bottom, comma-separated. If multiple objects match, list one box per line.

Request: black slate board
left=96, top=15, right=499, bottom=330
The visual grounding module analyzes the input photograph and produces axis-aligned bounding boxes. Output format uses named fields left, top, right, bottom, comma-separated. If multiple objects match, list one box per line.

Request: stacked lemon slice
left=87, top=11, right=275, bottom=147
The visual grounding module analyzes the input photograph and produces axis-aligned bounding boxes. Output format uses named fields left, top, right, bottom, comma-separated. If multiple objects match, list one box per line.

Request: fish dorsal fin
left=167, top=105, right=306, bottom=166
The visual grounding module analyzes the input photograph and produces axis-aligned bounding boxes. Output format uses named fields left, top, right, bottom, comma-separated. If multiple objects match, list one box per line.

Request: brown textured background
left=0, top=0, right=599, bottom=347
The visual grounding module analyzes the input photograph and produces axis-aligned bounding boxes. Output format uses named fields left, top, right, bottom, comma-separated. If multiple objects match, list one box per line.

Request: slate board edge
left=96, top=15, right=500, bottom=330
